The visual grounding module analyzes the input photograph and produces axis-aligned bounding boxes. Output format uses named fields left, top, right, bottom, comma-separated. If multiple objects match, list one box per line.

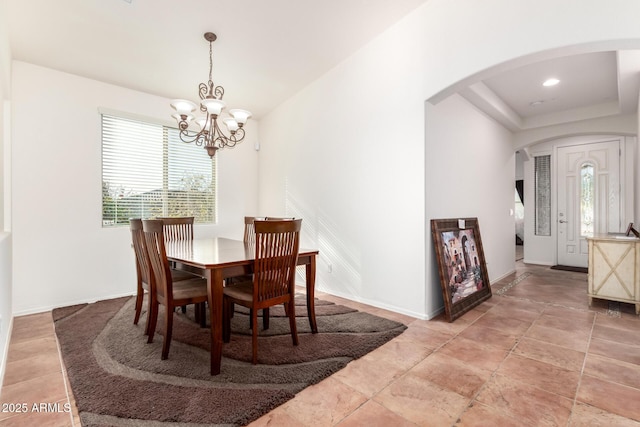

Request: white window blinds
left=102, top=114, right=217, bottom=226
left=534, top=155, right=551, bottom=236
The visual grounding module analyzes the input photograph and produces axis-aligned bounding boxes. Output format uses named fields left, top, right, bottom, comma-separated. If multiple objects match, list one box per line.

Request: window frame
left=101, top=111, right=217, bottom=227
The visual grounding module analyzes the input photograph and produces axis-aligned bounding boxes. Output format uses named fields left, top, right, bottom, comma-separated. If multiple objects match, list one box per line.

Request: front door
left=557, top=140, right=621, bottom=267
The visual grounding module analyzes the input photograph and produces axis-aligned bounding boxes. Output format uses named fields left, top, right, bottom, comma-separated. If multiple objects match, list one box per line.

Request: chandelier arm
left=213, top=85, right=224, bottom=99
left=198, top=83, right=209, bottom=103
left=171, top=31, right=251, bottom=158
left=210, top=118, right=228, bottom=148
left=177, top=124, right=207, bottom=147
left=227, top=127, right=245, bottom=147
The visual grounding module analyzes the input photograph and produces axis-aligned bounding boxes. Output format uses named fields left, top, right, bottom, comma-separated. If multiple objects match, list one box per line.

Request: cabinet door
left=590, top=240, right=636, bottom=301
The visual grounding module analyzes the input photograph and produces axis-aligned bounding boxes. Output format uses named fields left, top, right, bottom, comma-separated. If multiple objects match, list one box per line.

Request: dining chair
left=142, top=219, right=209, bottom=359
left=158, top=216, right=199, bottom=313
left=157, top=216, right=194, bottom=241
left=236, top=216, right=267, bottom=326
left=130, top=218, right=195, bottom=338
left=243, top=216, right=263, bottom=244
left=240, top=216, right=294, bottom=328
left=222, top=219, right=302, bottom=364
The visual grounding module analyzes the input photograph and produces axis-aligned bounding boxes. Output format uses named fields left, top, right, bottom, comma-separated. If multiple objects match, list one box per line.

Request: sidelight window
left=534, top=155, right=551, bottom=236
left=580, top=163, right=595, bottom=236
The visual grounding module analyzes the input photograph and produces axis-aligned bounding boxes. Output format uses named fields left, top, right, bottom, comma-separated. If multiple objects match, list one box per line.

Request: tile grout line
left=565, top=310, right=598, bottom=427
left=330, top=317, right=437, bottom=426
left=452, top=298, right=547, bottom=426
left=332, top=308, right=486, bottom=426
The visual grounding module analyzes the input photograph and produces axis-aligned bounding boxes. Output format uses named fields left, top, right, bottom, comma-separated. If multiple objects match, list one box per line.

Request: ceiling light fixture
left=170, top=32, right=251, bottom=158
left=542, top=78, right=560, bottom=87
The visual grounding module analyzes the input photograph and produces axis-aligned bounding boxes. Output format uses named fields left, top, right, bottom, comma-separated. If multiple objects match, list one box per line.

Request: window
left=580, top=163, right=595, bottom=236
left=101, top=114, right=216, bottom=226
left=534, top=155, right=551, bottom=236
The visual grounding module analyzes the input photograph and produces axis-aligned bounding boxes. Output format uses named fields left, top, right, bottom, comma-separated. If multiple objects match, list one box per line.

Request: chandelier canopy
left=170, top=32, right=251, bottom=158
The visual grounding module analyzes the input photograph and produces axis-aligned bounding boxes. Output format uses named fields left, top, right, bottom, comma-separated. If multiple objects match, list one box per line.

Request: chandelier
left=170, top=32, right=251, bottom=158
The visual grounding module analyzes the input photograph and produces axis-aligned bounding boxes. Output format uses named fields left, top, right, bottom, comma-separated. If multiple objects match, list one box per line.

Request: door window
left=580, top=163, right=594, bottom=236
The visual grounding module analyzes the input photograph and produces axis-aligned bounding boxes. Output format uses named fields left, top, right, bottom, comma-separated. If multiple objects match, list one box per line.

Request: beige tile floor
left=2, top=261, right=640, bottom=426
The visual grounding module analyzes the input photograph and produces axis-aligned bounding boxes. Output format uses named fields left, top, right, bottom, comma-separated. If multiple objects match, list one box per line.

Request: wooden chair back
left=253, top=219, right=302, bottom=304
left=158, top=216, right=194, bottom=241
left=142, top=219, right=173, bottom=300
left=243, top=216, right=265, bottom=244
left=130, top=218, right=152, bottom=287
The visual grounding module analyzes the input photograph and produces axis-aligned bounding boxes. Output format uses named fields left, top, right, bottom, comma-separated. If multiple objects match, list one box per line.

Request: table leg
left=207, top=269, right=224, bottom=375
left=305, top=255, right=318, bottom=333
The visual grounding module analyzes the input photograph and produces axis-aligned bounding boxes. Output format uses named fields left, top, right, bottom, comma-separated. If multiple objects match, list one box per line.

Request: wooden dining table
left=164, top=237, right=319, bottom=375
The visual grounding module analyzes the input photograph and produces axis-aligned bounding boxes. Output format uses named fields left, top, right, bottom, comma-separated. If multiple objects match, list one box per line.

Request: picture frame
left=431, top=217, right=492, bottom=322
left=625, top=222, right=640, bottom=238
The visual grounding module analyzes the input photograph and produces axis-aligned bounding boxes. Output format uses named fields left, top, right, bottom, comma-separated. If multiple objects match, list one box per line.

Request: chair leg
left=251, top=308, right=259, bottom=364
left=133, top=288, right=143, bottom=326
left=199, top=302, right=207, bottom=328
left=161, top=307, right=174, bottom=360
left=223, top=298, right=232, bottom=343
left=287, top=301, right=299, bottom=346
left=147, top=301, right=159, bottom=344
left=143, top=291, right=153, bottom=336
left=248, top=307, right=270, bottom=329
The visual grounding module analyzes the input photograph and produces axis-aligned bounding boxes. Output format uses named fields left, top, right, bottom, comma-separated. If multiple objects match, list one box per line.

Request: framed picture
left=626, top=222, right=640, bottom=238
left=431, top=217, right=492, bottom=322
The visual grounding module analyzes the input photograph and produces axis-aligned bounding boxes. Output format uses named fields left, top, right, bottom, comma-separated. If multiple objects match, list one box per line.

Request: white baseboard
left=522, top=259, right=554, bottom=266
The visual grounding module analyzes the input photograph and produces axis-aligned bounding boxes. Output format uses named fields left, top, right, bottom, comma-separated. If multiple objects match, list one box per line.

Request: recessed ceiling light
left=543, top=78, right=560, bottom=87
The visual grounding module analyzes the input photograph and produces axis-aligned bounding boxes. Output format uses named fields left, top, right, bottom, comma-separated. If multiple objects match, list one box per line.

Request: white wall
left=257, top=12, right=427, bottom=317
left=8, top=0, right=640, bottom=321
left=514, top=114, right=637, bottom=150
left=637, top=94, right=640, bottom=224
left=0, top=233, right=11, bottom=383
left=0, top=0, right=12, bottom=387
left=257, top=0, right=640, bottom=319
left=11, top=61, right=259, bottom=315
left=426, top=95, right=515, bottom=317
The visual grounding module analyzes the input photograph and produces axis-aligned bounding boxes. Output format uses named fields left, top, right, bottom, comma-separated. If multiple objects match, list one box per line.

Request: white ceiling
left=6, top=0, right=428, bottom=119
left=458, top=50, right=640, bottom=132
left=484, top=52, right=618, bottom=119
left=6, top=0, right=640, bottom=129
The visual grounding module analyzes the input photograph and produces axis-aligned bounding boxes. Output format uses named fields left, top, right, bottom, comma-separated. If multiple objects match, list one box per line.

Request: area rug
left=53, top=294, right=407, bottom=426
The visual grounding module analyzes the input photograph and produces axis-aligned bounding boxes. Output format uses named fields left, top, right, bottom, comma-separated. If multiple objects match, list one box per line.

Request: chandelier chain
left=208, top=40, right=214, bottom=85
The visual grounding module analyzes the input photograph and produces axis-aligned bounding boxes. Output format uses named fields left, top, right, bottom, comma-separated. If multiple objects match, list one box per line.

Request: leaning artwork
left=431, top=217, right=492, bottom=322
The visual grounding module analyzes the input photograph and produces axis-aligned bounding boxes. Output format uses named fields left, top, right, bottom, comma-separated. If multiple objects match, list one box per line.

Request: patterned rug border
left=54, top=294, right=407, bottom=426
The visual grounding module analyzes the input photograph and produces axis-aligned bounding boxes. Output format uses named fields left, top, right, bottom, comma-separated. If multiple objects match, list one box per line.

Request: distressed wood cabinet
left=587, top=234, right=640, bottom=314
